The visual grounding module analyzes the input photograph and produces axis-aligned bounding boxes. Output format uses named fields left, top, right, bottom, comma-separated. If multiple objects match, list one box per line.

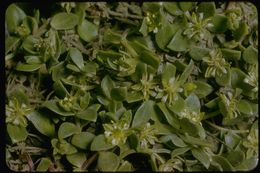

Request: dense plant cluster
left=5, top=2, right=258, bottom=171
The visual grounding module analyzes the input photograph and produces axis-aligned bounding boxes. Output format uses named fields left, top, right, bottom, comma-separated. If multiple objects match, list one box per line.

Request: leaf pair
left=51, top=12, right=98, bottom=42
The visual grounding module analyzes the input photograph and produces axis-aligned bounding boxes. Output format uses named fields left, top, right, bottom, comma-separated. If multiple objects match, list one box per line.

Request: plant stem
left=25, top=152, right=34, bottom=171
left=205, top=121, right=249, bottom=134
left=153, top=153, right=165, bottom=164
left=45, top=90, right=55, bottom=101
left=107, top=10, right=143, bottom=19
left=29, top=99, right=43, bottom=104
left=28, top=133, right=44, bottom=142
left=69, top=40, right=90, bottom=55
left=176, top=156, right=185, bottom=162
left=203, top=110, right=220, bottom=120
left=34, top=19, right=51, bottom=37
left=81, top=152, right=98, bottom=170
left=205, top=131, right=233, bottom=151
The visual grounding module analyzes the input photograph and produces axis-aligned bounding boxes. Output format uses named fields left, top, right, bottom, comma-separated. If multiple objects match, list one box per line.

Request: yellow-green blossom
left=218, top=90, right=240, bottom=121
left=243, top=122, right=258, bottom=157
left=58, top=95, right=76, bottom=112
left=179, top=108, right=204, bottom=123
left=161, top=76, right=183, bottom=105
left=103, top=120, right=132, bottom=146
left=16, top=24, right=30, bottom=37
left=6, top=98, right=31, bottom=127
left=244, top=65, right=258, bottom=92
left=139, top=123, right=158, bottom=149
left=60, top=2, right=76, bottom=13
left=226, top=9, right=242, bottom=30
left=132, top=73, right=156, bottom=101
left=145, top=11, right=162, bottom=33
left=203, top=49, right=230, bottom=78
left=159, top=158, right=183, bottom=172
left=51, top=138, right=77, bottom=155
left=183, top=12, right=213, bottom=41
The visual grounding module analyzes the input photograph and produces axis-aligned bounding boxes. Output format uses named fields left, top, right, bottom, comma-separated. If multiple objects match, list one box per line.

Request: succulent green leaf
left=24, top=56, right=42, bottom=64
left=111, top=87, right=127, bottom=101
left=233, top=22, right=249, bottom=42
left=132, top=100, right=154, bottom=128
left=157, top=102, right=180, bottom=129
left=215, top=68, right=231, bottom=86
left=16, top=63, right=42, bottom=72
left=193, top=81, right=213, bottom=98
left=7, top=124, right=28, bottom=143
left=50, top=12, right=78, bottom=30
left=155, top=23, right=179, bottom=51
left=76, top=104, right=101, bottom=122
left=53, top=80, right=69, bottom=98
left=77, top=19, right=98, bottom=42
left=167, top=96, right=185, bottom=115
left=211, top=155, right=235, bottom=171
left=117, top=161, right=134, bottom=171
left=178, top=60, right=194, bottom=85
left=210, top=15, right=228, bottom=33
left=163, top=2, right=183, bottom=16
left=90, top=135, right=114, bottom=151
left=185, top=93, right=201, bottom=113
left=167, top=29, right=190, bottom=52
left=101, top=75, right=115, bottom=99
left=189, top=46, right=210, bottom=61
left=226, top=150, right=245, bottom=166
left=36, top=158, right=52, bottom=171
left=58, top=122, right=79, bottom=139
left=43, top=100, right=74, bottom=116
left=221, top=48, right=241, bottom=61
left=69, top=48, right=84, bottom=70
left=66, top=152, right=86, bottom=168
left=237, top=99, right=253, bottom=115
left=180, top=134, right=212, bottom=147
left=179, top=2, right=194, bottom=11
left=191, top=148, right=211, bottom=169
left=180, top=118, right=206, bottom=139
left=197, top=2, right=216, bottom=18
left=6, top=4, right=26, bottom=33
left=242, top=46, right=258, bottom=64
left=97, top=152, right=120, bottom=171
left=71, top=132, right=95, bottom=150
left=27, top=111, right=55, bottom=137
left=235, top=156, right=258, bottom=171
left=161, top=63, right=176, bottom=87
left=5, top=36, right=21, bottom=55
left=171, top=147, right=190, bottom=158
left=139, top=50, right=160, bottom=69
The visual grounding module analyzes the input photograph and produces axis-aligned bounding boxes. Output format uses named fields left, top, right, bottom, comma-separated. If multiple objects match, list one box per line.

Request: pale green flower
left=139, top=123, right=158, bottom=149
left=161, top=76, right=183, bottom=105
left=60, top=2, right=76, bottom=13
left=16, top=24, right=30, bottom=37
left=132, top=73, right=156, bottom=101
left=159, top=158, right=183, bottom=172
left=183, top=12, right=213, bottom=42
left=103, top=120, right=132, bottom=146
left=6, top=98, right=31, bottom=127
left=203, top=49, right=230, bottom=78
left=179, top=108, right=204, bottom=123
left=226, top=9, right=242, bottom=30
left=244, top=65, right=258, bottom=92
left=145, top=11, right=162, bottom=33
left=218, top=90, right=240, bottom=121
left=103, top=112, right=133, bottom=146
left=51, top=138, right=77, bottom=155
left=58, top=95, right=75, bottom=112
left=243, top=121, right=258, bottom=157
